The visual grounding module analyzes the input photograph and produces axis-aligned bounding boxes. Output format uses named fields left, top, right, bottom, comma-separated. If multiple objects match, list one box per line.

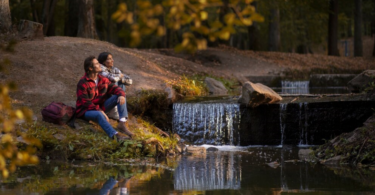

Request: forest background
left=0, top=0, right=375, bottom=178
left=3, top=0, right=375, bottom=57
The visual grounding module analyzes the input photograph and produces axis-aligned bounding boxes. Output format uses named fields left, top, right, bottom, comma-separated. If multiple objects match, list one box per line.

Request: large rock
left=186, top=146, right=206, bottom=157
left=310, top=74, right=356, bottom=87
left=347, top=70, right=375, bottom=93
left=18, top=20, right=44, bottom=40
left=238, top=81, right=282, bottom=107
left=204, top=77, right=228, bottom=95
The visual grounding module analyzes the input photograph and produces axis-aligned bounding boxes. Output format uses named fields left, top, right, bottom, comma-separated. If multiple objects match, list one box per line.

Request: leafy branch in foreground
left=112, top=0, right=264, bottom=53
left=0, top=40, right=40, bottom=178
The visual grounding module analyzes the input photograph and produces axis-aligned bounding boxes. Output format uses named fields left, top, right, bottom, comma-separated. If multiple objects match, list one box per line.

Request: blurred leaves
left=112, top=0, right=263, bottom=53
left=0, top=40, right=39, bottom=178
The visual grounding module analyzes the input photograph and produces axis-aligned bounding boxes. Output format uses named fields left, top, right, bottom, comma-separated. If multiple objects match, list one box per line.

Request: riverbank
left=1, top=36, right=375, bottom=162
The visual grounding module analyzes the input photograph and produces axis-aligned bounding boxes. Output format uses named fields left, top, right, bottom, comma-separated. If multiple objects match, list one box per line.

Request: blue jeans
left=99, top=177, right=117, bottom=195
left=116, top=82, right=126, bottom=92
left=84, top=95, right=128, bottom=138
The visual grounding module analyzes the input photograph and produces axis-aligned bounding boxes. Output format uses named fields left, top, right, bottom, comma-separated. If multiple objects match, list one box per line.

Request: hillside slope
left=1, top=36, right=375, bottom=117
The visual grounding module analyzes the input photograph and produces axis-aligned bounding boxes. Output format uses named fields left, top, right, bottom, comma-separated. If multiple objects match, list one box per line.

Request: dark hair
left=84, top=56, right=96, bottom=73
left=97, top=52, right=112, bottom=64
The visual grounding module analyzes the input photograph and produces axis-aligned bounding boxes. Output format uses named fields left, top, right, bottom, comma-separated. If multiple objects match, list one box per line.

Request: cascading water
left=279, top=103, right=287, bottom=146
left=298, top=102, right=309, bottom=146
left=174, top=152, right=241, bottom=190
left=173, top=102, right=240, bottom=145
left=281, top=81, right=310, bottom=94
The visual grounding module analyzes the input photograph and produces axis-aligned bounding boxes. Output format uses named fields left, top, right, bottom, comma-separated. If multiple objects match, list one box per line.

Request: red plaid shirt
left=75, top=74, right=125, bottom=118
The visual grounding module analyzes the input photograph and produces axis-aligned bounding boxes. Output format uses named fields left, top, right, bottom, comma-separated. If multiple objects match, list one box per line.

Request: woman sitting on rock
left=75, top=56, right=134, bottom=140
left=98, top=52, right=132, bottom=121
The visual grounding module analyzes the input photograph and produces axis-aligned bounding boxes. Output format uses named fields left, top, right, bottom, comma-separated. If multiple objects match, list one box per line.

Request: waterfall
left=173, top=103, right=240, bottom=145
left=279, top=104, right=287, bottom=146
left=174, top=153, right=241, bottom=190
left=281, top=81, right=310, bottom=88
left=298, top=103, right=309, bottom=146
left=281, top=81, right=310, bottom=94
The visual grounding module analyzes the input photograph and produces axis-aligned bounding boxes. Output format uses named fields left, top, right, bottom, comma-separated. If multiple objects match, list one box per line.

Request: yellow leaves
left=224, top=13, right=236, bottom=25
left=218, top=30, right=230, bottom=40
left=170, top=6, right=178, bottom=14
left=1, top=134, right=13, bottom=143
left=119, top=3, right=127, bottom=12
left=0, top=48, right=39, bottom=179
left=112, top=3, right=129, bottom=23
left=15, top=109, right=24, bottom=119
left=242, top=18, right=253, bottom=26
left=0, top=156, right=5, bottom=169
left=112, top=0, right=264, bottom=53
left=157, top=26, right=165, bottom=36
left=250, top=12, right=264, bottom=22
left=197, top=39, right=207, bottom=50
left=126, top=13, right=134, bottom=24
left=199, top=11, right=208, bottom=20
left=2, top=170, right=8, bottom=178
left=154, top=4, right=163, bottom=15
left=241, top=5, right=255, bottom=15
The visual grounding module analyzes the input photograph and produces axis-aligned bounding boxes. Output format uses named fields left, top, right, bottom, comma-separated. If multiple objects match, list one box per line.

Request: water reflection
left=1, top=147, right=375, bottom=194
left=174, top=152, right=241, bottom=190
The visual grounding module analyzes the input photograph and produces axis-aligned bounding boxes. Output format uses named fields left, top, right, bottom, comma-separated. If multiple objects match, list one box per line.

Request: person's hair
left=84, top=56, right=96, bottom=73
left=97, top=52, right=112, bottom=65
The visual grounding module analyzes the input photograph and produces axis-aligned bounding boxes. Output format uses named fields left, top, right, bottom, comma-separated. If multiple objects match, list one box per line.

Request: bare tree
left=328, top=0, right=340, bottom=56
left=77, top=0, right=98, bottom=39
left=269, top=7, right=280, bottom=51
left=354, top=0, right=363, bottom=56
left=42, top=0, right=58, bottom=36
left=0, top=0, right=12, bottom=33
left=248, top=1, right=259, bottom=51
left=372, top=20, right=375, bottom=57
left=29, top=0, right=40, bottom=23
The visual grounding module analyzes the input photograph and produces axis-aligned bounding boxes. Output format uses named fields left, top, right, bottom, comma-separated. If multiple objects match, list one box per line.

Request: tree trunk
left=328, top=0, right=340, bottom=56
left=248, top=1, right=259, bottom=51
left=29, top=0, right=39, bottom=23
left=42, top=0, right=58, bottom=36
left=94, top=0, right=105, bottom=40
left=64, top=0, right=79, bottom=37
left=268, top=8, right=280, bottom=51
left=106, top=0, right=112, bottom=42
left=372, top=20, right=375, bottom=57
left=354, top=0, right=363, bottom=56
left=77, top=0, right=98, bottom=39
left=0, top=0, right=12, bottom=33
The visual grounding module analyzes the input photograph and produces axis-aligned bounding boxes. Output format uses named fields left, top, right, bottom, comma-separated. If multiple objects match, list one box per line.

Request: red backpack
left=41, top=102, right=75, bottom=125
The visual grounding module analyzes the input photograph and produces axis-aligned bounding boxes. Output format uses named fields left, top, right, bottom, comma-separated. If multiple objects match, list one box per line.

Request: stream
left=1, top=147, right=375, bottom=194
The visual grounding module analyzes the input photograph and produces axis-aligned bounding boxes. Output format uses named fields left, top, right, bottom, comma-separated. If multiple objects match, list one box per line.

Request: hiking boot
left=117, top=122, right=134, bottom=138
left=114, top=133, right=130, bottom=142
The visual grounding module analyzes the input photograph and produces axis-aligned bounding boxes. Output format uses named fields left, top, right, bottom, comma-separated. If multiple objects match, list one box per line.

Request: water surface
left=1, top=147, right=375, bottom=195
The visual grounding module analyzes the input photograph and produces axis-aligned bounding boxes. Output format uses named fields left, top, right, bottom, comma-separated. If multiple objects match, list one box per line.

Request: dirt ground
left=1, top=36, right=375, bottom=118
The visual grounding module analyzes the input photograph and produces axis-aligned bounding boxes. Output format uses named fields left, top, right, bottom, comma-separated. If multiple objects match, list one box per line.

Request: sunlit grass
left=19, top=116, right=179, bottom=161
left=166, top=74, right=238, bottom=96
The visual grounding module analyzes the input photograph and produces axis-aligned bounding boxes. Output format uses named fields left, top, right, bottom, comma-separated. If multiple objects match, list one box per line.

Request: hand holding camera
left=121, top=77, right=133, bottom=86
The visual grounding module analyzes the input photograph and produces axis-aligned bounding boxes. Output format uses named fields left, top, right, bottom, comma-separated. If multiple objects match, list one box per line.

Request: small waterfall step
left=172, top=98, right=375, bottom=146
left=173, top=102, right=240, bottom=145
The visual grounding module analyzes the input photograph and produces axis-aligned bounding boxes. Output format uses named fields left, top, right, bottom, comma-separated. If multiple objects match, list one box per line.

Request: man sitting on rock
left=75, top=56, right=134, bottom=141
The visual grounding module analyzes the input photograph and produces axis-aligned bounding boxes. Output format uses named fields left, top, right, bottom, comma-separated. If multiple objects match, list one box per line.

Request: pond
left=1, top=146, right=375, bottom=195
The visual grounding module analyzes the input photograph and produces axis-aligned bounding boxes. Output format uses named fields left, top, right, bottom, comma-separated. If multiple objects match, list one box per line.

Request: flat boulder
left=238, top=81, right=282, bottom=107
left=205, top=77, right=228, bottom=95
left=18, top=20, right=44, bottom=40
left=347, top=70, right=375, bottom=93
left=186, top=146, right=206, bottom=157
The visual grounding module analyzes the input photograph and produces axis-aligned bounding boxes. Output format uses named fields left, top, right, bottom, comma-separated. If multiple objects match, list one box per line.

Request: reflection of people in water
left=87, top=176, right=131, bottom=195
